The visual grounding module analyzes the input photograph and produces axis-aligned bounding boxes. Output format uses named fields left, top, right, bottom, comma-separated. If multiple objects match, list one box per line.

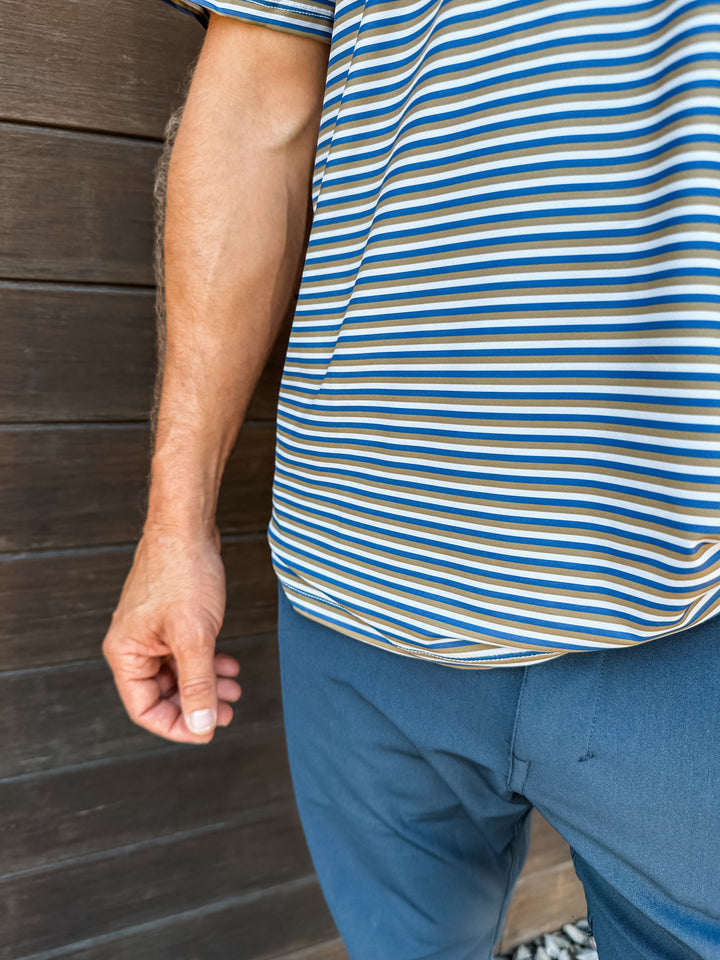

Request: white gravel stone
left=542, top=933, right=566, bottom=957
left=562, top=924, right=588, bottom=945
left=512, top=946, right=533, bottom=960
left=495, top=918, right=598, bottom=960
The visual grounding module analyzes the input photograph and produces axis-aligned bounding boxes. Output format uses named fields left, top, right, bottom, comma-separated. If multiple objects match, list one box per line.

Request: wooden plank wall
left=0, top=1, right=585, bottom=957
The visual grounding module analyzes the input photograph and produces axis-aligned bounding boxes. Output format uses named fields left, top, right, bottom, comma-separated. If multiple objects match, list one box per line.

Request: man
left=102, top=1, right=720, bottom=957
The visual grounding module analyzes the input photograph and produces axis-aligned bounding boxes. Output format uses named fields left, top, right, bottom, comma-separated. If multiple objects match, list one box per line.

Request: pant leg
left=510, top=615, right=720, bottom=960
left=276, top=582, right=534, bottom=960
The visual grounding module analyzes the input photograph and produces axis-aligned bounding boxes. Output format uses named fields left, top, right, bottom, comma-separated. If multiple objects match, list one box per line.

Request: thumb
left=174, top=641, right=218, bottom=737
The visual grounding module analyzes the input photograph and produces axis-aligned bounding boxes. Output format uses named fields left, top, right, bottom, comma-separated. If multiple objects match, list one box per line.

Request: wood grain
left=3, top=810, right=315, bottom=956
left=0, top=726, right=292, bottom=876
left=0, top=422, right=275, bottom=551
left=0, top=124, right=158, bottom=284
left=0, top=284, right=289, bottom=423
left=54, top=877, right=339, bottom=960
left=0, top=0, right=203, bottom=138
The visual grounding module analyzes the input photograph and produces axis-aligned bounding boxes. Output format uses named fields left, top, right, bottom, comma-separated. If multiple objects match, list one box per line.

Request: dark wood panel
left=0, top=0, right=203, bottom=138
left=0, top=726, right=291, bottom=875
left=274, top=940, right=349, bottom=960
left=498, top=860, right=587, bottom=952
left=0, top=421, right=275, bottom=551
left=0, top=124, right=157, bottom=283
left=4, top=811, right=315, bottom=957
left=1, top=286, right=155, bottom=421
left=0, top=285, right=288, bottom=423
left=496, top=813, right=587, bottom=953
left=56, top=878, right=338, bottom=960
left=0, top=537, right=277, bottom=671
left=0, top=633, right=282, bottom=778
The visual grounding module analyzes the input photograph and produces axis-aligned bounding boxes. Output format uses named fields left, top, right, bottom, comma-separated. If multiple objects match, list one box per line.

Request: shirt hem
left=275, top=572, right=569, bottom=670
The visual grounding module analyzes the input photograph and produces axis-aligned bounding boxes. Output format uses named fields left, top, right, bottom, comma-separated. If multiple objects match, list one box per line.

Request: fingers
left=215, top=651, right=241, bottom=676
left=156, top=663, right=241, bottom=710
left=217, top=675, right=242, bottom=702
left=104, top=627, right=243, bottom=744
left=159, top=653, right=242, bottom=703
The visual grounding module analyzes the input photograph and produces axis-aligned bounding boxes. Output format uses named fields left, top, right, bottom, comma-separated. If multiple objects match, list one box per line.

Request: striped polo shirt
left=162, top=0, right=720, bottom=667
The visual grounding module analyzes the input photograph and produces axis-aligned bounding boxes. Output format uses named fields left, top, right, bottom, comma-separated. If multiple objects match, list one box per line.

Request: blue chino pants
left=276, top=581, right=720, bottom=960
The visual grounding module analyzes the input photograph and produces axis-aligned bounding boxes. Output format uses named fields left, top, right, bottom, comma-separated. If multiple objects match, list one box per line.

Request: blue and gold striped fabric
left=163, top=0, right=720, bottom=667
left=159, top=0, right=335, bottom=41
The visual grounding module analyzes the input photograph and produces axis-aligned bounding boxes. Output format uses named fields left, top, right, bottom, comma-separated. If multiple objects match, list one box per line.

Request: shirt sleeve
left=158, top=0, right=335, bottom=44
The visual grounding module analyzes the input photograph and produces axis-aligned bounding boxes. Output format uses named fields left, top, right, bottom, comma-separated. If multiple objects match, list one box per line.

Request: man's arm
left=148, top=13, right=329, bottom=535
left=102, top=13, right=330, bottom=744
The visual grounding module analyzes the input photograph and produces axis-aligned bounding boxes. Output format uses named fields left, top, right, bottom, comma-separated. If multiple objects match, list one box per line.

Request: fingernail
left=186, top=708, right=216, bottom=733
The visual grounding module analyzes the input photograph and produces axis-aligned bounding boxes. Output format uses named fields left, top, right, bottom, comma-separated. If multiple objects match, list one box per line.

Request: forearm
left=145, top=26, right=323, bottom=536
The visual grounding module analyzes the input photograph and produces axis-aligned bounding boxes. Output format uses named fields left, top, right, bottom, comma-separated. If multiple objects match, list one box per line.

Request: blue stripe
left=279, top=403, right=720, bottom=438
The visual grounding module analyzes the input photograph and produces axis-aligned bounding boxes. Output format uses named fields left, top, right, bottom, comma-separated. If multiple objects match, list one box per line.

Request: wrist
left=144, top=454, right=221, bottom=540
left=143, top=507, right=218, bottom=542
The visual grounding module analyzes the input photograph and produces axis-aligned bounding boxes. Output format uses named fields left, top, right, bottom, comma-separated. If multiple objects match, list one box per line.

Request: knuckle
left=101, top=632, right=117, bottom=662
left=179, top=677, right=216, bottom=699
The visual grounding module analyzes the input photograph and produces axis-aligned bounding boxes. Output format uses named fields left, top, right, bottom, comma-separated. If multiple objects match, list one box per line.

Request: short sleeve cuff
left=159, top=0, right=335, bottom=43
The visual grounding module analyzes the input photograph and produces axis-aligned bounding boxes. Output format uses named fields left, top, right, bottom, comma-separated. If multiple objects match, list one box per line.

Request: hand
left=102, top=522, right=242, bottom=744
